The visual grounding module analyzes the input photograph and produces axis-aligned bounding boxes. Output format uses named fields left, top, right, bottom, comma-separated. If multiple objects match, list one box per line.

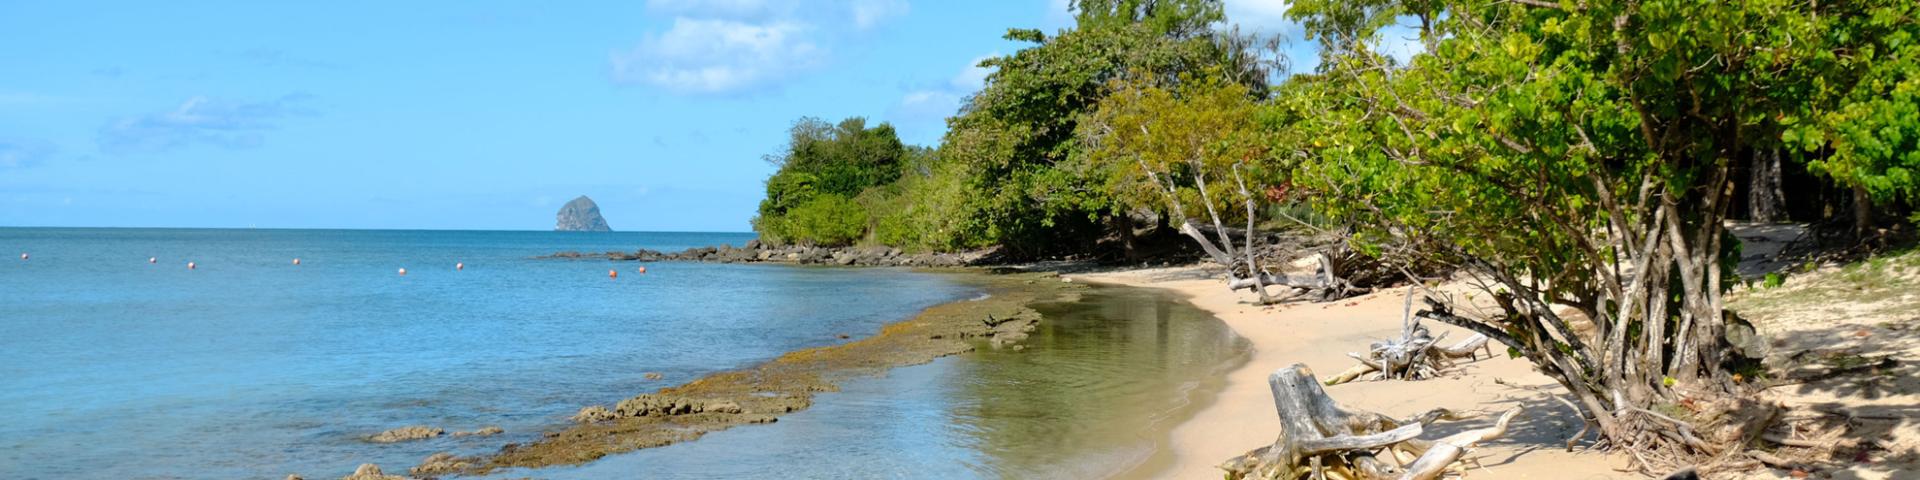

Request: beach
left=1081, top=266, right=1632, bottom=480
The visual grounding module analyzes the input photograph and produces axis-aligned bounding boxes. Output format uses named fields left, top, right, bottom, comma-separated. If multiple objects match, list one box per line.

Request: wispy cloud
left=96, top=93, right=317, bottom=154
left=612, top=0, right=909, bottom=94
left=849, top=0, right=909, bottom=30
left=889, top=53, right=1000, bottom=144
left=229, top=48, right=342, bottom=70
left=611, top=18, right=823, bottom=94
left=1223, top=0, right=1298, bottom=36
left=0, top=138, right=57, bottom=169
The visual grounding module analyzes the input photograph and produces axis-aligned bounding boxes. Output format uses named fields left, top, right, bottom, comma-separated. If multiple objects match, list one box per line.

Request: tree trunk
left=1853, top=184, right=1873, bottom=238
left=1748, top=148, right=1783, bottom=223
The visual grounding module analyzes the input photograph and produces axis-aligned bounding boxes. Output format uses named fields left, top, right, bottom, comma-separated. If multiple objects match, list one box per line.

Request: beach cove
left=0, top=228, right=1256, bottom=479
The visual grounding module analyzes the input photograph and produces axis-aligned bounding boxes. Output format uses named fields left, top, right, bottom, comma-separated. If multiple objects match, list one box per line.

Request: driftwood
left=1326, top=291, right=1494, bottom=386
left=1221, top=365, right=1518, bottom=480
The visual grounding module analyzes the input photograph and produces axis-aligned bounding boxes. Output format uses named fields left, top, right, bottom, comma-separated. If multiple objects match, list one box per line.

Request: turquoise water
left=0, top=228, right=975, bottom=479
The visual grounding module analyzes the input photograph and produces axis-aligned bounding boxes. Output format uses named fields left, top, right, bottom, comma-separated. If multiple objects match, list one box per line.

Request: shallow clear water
left=508, top=287, right=1251, bottom=479
left=0, top=228, right=972, bottom=479
left=1, top=228, right=1248, bottom=479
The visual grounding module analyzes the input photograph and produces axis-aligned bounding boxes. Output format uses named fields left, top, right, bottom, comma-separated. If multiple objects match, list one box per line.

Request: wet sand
left=1082, top=266, right=1631, bottom=480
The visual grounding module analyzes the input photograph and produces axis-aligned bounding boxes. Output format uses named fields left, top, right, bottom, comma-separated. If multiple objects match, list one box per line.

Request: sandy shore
left=1079, top=266, right=1633, bottom=480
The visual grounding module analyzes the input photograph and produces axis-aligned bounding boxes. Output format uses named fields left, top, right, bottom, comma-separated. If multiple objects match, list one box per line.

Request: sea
left=0, top=228, right=1247, bottom=479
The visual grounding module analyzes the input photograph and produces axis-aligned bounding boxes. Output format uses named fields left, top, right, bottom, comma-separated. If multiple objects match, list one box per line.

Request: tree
left=931, top=0, right=1273, bottom=256
left=754, top=117, right=907, bottom=245
left=1780, top=1, right=1920, bottom=231
left=1083, top=73, right=1293, bottom=302
left=1276, top=0, right=1914, bottom=473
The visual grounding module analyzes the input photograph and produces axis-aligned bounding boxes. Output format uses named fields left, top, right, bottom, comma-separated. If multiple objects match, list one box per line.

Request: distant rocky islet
left=554, top=195, right=612, bottom=232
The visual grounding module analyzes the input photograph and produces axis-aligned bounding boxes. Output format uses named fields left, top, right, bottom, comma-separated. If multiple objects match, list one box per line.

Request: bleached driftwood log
left=1325, top=291, right=1494, bottom=386
left=1220, top=364, right=1519, bottom=480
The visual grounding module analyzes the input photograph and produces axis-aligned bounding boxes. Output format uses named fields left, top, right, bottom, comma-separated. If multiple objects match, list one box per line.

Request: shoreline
left=1079, top=265, right=1631, bottom=479
left=413, top=270, right=1090, bottom=477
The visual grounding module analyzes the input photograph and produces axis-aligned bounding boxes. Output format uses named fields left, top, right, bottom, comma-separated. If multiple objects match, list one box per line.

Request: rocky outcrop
left=365, top=425, right=442, bottom=443
left=546, top=242, right=991, bottom=268
left=451, top=426, right=502, bottom=437
left=554, top=195, right=612, bottom=232
left=340, top=463, right=406, bottom=480
left=570, top=405, right=616, bottom=423
left=410, top=452, right=480, bottom=477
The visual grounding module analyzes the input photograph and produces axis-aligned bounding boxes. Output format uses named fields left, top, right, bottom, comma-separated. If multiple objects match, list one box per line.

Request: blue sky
left=1, top=1, right=1329, bottom=231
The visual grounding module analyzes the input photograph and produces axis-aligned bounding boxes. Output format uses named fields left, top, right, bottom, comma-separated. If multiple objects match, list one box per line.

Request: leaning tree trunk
left=1411, top=167, right=1775, bottom=474
left=1140, top=158, right=1337, bottom=303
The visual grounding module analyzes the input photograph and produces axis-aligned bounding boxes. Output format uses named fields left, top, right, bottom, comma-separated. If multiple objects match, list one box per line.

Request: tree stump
left=1221, top=364, right=1518, bottom=480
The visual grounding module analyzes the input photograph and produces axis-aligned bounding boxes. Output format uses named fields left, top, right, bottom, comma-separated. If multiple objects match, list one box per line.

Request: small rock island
left=554, top=195, right=612, bottom=232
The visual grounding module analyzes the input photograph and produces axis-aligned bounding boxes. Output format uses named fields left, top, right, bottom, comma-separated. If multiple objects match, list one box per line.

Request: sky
left=0, top=0, right=1341, bottom=231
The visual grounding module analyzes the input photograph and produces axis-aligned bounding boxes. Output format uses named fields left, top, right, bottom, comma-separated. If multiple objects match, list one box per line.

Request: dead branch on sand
left=1220, top=364, right=1518, bottom=480
left=1324, top=289, right=1494, bottom=386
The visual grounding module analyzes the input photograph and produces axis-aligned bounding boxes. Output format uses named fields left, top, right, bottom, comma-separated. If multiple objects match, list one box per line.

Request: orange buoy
left=187, top=262, right=196, bottom=270
left=455, top=262, right=464, bottom=270
left=609, top=269, right=618, bottom=279
left=292, top=258, right=301, bottom=265
left=398, top=268, right=407, bottom=276
left=637, top=266, right=647, bottom=274
left=149, top=257, right=157, bottom=264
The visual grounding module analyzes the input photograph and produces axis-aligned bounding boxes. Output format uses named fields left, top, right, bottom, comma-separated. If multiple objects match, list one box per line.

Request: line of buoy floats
left=19, top=251, right=651, bottom=278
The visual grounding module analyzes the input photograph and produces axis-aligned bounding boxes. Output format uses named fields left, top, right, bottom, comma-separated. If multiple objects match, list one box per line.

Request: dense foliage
left=751, top=0, right=1272, bottom=254
left=1273, top=0, right=1920, bottom=471
left=752, top=117, right=905, bottom=246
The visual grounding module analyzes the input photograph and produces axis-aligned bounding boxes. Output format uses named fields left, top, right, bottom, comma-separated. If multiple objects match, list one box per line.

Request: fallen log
left=1221, top=365, right=1517, bottom=480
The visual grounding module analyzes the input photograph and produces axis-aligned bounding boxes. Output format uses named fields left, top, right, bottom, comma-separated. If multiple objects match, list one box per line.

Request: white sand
left=1080, top=266, right=1632, bottom=479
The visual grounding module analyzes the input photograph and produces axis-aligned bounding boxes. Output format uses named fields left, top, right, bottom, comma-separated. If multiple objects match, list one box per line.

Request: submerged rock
left=452, top=426, right=503, bottom=437
left=554, top=195, right=612, bottom=232
left=365, top=425, right=443, bottom=443
left=410, top=452, right=478, bottom=477
left=341, top=463, right=406, bottom=480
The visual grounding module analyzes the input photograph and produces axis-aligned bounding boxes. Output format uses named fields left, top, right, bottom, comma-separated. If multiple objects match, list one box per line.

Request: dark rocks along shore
left=546, top=240, right=988, bottom=267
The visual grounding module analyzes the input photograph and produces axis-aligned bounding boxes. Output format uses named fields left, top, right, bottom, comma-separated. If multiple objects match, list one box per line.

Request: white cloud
left=1044, top=0, right=1075, bottom=30
left=643, top=0, right=785, bottom=19
left=611, top=18, right=824, bottom=94
left=950, top=53, right=998, bottom=90
left=850, top=0, right=909, bottom=30
left=96, top=94, right=316, bottom=154
left=889, top=53, right=1001, bottom=144
left=1373, top=21, right=1424, bottom=65
left=1223, top=0, right=1297, bottom=36
left=615, top=0, right=908, bottom=94
left=0, top=138, right=56, bottom=168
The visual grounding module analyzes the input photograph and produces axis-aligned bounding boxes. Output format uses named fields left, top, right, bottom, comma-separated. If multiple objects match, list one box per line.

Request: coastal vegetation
left=750, top=0, right=1919, bottom=476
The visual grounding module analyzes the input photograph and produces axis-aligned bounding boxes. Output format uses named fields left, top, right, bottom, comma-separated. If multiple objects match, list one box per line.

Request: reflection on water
left=522, top=286, right=1250, bottom=479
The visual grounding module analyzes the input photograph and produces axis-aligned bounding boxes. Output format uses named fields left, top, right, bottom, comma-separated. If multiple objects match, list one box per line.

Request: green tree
left=1082, top=73, right=1282, bottom=301
left=1276, top=0, right=1915, bottom=471
left=754, top=116, right=907, bottom=245
left=930, top=0, right=1272, bottom=255
left=1780, top=1, right=1920, bottom=228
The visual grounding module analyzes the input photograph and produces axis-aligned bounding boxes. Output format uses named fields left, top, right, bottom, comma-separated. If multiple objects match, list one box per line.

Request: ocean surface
left=0, top=228, right=1246, bottom=479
